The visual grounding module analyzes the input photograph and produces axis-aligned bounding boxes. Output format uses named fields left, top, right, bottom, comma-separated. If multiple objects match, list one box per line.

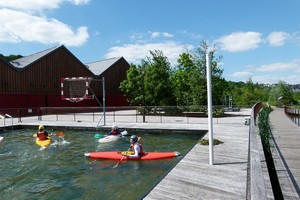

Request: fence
left=284, top=106, right=300, bottom=126
left=0, top=106, right=250, bottom=128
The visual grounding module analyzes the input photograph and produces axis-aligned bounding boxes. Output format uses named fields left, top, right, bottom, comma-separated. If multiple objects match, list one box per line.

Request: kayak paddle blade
left=57, top=132, right=64, bottom=137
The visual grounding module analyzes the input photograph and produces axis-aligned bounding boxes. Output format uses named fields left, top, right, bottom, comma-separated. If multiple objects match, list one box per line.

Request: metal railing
left=0, top=105, right=251, bottom=126
left=0, top=114, right=13, bottom=130
left=284, top=106, right=300, bottom=126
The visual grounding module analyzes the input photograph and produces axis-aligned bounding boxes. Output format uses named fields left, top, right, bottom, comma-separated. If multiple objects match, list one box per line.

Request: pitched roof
left=85, top=57, right=122, bottom=75
left=10, top=46, right=60, bottom=69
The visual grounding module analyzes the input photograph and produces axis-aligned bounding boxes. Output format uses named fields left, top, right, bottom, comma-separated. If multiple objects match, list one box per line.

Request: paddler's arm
left=127, top=145, right=140, bottom=158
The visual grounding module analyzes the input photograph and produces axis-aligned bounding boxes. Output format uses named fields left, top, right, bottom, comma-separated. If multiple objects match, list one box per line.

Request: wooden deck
left=269, top=107, right=300, bottom=199
left=142, top=107, right=300, bottom=200
left=143, top=115, right=250, bottom=199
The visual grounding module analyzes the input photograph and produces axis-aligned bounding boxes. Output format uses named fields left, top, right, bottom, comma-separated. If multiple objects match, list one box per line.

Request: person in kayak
left=108, top=125, right=121, bottom=136
left=36, top=125, right=52, bottom=140
left=127, top=135, right=145, bottom=158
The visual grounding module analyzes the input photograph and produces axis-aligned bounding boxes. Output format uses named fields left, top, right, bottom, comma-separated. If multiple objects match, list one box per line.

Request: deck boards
left=144, top=116, right=250, bottom=200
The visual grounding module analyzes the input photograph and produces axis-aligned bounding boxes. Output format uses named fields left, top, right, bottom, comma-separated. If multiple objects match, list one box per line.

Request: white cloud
left=0, top=0, right=61, bottom=12
left=105, top=41, right=193, bottom=65
left=216, top=32, right=263, bottom=52
left=257, top=59, right=300, bottom=72
left=232, top=71, right=253, bottom=78
left=0, top=0, right=90, bottom=47
left=69, top=0, right=90, bottom=5
left=267, top=31, right=289, bottom=46
left=0, top=8, right=88, bottom=46
left=0, top=0, right=90, bottom=12
left=180, top=30, right=203, bottom=40
left=252, top=75, right=300, bottom=85
left=150, top=31, right=173, bottom=38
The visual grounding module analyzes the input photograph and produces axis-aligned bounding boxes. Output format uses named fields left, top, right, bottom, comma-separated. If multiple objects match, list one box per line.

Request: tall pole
left=142, top=69, right=145, bottom=122
left=206, top=51, right=214, bottom=165
left=102, top=76, right=106, bottom=126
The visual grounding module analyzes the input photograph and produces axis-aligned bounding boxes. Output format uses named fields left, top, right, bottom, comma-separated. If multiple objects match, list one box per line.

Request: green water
left=0, top=129, right=203, bottom=200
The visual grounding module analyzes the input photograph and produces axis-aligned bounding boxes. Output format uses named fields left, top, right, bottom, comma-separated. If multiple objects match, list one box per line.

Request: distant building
left=290, top=84, right=300, bottom=91
left=0, top=45, right=130, bottom=114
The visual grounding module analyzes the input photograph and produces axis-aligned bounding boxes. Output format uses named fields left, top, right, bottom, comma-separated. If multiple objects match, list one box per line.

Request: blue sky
left=1, top=0, right=300, bottom=84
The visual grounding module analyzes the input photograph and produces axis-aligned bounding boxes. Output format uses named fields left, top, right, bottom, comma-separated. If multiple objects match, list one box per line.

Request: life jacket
left=111, top=129, right=120, bottom=135
left=111, top=130, right=118, bottom=135
left=37, top=131, right=48, bottom=140
left=133, top=143, right=145, bottom=157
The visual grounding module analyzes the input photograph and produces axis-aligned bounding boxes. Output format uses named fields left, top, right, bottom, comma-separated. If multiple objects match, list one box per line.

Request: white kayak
left=98, top=135, right=121, bottom=143
left=98, top=130, right=129, bottom=143
left=0, top=136, right=3, bottom=143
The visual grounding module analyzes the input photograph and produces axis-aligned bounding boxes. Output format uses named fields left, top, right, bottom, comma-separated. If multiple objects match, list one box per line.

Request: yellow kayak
left=33, top=134, right=51, bottom=147
left=35, top=138, right=51, bottom=147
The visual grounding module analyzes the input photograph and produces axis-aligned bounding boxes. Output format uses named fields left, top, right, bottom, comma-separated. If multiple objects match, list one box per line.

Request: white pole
left=103, top=76, right=106, bottom=126
left=206, top=52, right=214, bottom=165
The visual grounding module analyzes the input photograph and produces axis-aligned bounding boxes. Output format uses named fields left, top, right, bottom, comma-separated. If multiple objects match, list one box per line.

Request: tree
left=172, top=52, right=196, bottom=106
left=0, top=54, right=23, bottom=61
left=143, top=50, right=176, bottom=106
left=119, top=63, right=143, bottom=105
left=268, top=81, right=294, bottom=106
left=120, top=50, right=175, bottom=107
left=172, top=40, right=225, bottom=107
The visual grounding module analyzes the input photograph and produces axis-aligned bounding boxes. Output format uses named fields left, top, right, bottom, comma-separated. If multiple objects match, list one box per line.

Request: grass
left=200, top=139, right=224, bottom=145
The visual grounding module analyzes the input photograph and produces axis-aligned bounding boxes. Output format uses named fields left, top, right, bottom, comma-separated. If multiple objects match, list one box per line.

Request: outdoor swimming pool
left=0, top=128, right=204, bottom=200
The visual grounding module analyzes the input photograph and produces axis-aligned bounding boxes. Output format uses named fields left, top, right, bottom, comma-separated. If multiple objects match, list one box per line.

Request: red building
left=0, top=45, right=130, bottom=115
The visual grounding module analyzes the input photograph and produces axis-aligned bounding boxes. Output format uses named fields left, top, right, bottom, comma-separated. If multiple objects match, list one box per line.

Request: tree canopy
left=120, top=40, right=299, bottom=109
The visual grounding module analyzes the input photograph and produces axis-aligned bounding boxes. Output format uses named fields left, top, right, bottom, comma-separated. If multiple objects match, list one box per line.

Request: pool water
left=0, top=129, right=203, bottom=200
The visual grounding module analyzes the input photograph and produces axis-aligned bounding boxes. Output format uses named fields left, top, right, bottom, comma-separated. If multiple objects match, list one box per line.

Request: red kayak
left=84, top=151, right=180, bottom=160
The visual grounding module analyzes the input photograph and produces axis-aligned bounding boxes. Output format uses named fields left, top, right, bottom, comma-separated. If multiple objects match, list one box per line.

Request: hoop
left=61, top=77, right=94, bottom=103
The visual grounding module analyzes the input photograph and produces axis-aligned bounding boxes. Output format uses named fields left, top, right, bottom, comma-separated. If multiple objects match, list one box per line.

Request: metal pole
left=103, top=77, right=106, bottom=126
left=142, top=69, right=145, bottom=122
left=206, top=52, right=214, bottom=165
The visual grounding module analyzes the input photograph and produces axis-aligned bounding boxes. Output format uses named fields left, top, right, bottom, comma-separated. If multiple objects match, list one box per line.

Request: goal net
left=61, top=77, right=94, bottom=102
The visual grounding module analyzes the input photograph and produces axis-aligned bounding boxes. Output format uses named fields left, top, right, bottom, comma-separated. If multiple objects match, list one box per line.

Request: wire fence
left=0, top=106, right=251, bottom=128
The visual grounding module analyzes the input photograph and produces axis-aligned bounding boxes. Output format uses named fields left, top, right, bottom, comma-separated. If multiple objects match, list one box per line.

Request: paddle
left=112, top=137, right=142, bottom=168
left=113, top=147, right=131, bottom=168
left=57, top=132, right=64, bottom=137
left=94, top=133, right=104, bottom=138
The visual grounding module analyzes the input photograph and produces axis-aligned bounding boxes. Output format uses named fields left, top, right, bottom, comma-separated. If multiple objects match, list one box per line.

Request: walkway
left=269, top=107, right=300, bottom=199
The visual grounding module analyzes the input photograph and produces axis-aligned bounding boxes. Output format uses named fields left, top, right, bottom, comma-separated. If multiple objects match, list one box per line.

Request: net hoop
left=61, top=77, right=94, bottom=103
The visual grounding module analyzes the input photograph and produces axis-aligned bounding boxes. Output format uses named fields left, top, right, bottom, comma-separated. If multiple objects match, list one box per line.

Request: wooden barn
left=0, top=45, right=130, bottom=116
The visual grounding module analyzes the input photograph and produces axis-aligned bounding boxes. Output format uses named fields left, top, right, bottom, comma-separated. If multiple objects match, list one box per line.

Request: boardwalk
left=269, top=107, right=300, bottom=199
left=143, top=113, right=251, bottom=199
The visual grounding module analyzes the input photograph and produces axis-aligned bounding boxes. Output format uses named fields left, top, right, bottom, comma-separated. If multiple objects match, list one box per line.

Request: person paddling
left=36, top=125, right=52, bottom=140
left=126, top=135, right=145, bottom=158
left=107, top=125, right=122, bottom=136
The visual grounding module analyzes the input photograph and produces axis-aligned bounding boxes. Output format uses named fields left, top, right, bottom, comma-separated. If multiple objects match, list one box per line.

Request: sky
left=1, top=0, right=300, bottom=84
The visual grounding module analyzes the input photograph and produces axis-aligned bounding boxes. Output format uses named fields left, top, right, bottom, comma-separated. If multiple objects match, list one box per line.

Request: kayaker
left=36, top=125, right=52, bottom=140
left=127, top=135, right=145, bottom=158
left=108, top=125, right=121, bottom=136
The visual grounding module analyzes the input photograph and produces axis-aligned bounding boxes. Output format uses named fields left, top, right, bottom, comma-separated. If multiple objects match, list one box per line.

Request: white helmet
left=112, top=125, right=118, bottom=130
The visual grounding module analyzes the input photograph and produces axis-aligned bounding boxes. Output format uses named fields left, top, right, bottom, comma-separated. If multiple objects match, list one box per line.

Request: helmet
left=112, top=125, right=118, bottom=130
left=130, top=135, right=138, bottom=142
left=38, top=125, right=44, bottom=131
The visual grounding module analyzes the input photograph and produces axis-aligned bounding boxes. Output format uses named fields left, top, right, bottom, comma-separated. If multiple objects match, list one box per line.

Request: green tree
left=120, top=50, right=175, bottom=106
left=172, top=40, right=225, bottom=107
left=172, top=52, right=196, bottom=106
left=119, top=63, right=143, bottom=105
left=268, top=80, right=294, bottom=106
left=0, top=54, right=23, bottom=62
left=143, top=50, right=175, bottom=106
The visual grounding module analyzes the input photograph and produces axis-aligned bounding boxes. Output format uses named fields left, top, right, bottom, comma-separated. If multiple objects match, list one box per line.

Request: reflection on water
left=0, top=129, right=202, bottom=200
